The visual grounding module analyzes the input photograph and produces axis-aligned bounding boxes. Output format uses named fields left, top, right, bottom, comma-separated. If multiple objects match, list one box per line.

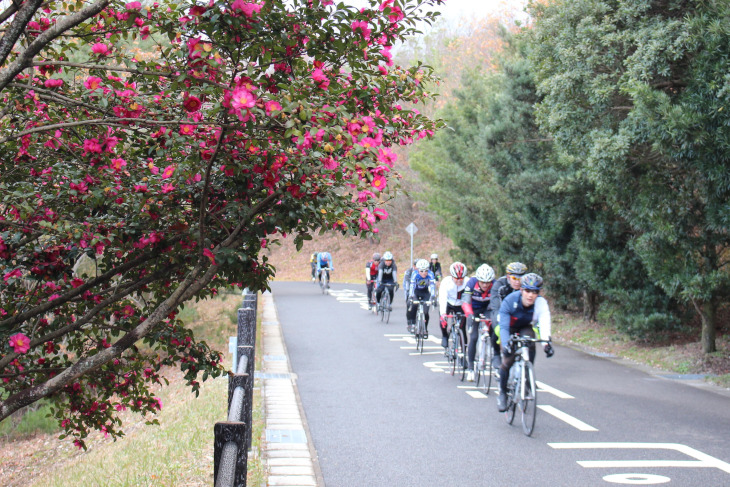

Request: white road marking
left=409, top=351, right=443, bottom=356
left=536, top=380, right=574, bottom=399
left=602, top=473, right=670, bottom=485
left=400, top=346, right=441, bottom=350
left=538, top=405, right=598, bottom=431
left=466, top=391, right=487, bottom=399
left=548, top=443, right=730, bottom=474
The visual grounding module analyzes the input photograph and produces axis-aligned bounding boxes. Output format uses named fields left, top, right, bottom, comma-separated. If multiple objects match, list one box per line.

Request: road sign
left=405, top=222, right=418, bottom=236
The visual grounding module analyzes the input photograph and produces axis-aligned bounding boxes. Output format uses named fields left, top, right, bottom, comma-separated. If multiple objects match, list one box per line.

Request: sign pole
left=405, top=222, right=418, bottom=266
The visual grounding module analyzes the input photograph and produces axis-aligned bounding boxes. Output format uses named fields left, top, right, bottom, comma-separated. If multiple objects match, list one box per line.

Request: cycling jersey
left=438, top=275, right=467, bottom=316
left=408, top=269, right=436, bottom=299
left=377, top=260, right=398, bottom=284
left=461, top=276, right=492, bottom=316
left=488, top=275, right=517, bottom=325
left=498, top=290, right=551, bottom=339
left=316, top=252, right=333, bottom=271
left=429, top=261, right=442, bottom=281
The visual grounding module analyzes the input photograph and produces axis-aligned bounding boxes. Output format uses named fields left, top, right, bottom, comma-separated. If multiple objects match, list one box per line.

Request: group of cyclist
left=364, top=253, right=554, bottom=413
left=310, top=251, right=334, bottom=288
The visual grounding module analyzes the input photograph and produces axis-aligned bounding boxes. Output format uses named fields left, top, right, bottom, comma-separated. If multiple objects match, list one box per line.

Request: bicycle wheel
left=483, top=341, right=493, bottom=395
left=384, top=290, right=391, bottom=323
left=520, top=361, right=537, bottom=436
left=456, top=331, right=466, bottom=381
left=450, top=330, right=458, bottom=375
left=321, top=272, right=328, bottom=294
left=416, top=316, right=424, bottom=353
left=378, top=293, right=385, bottom=321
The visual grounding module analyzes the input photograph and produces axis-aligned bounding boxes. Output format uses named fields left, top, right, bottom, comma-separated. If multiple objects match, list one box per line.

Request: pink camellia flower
left=180, top=124, right=195, bottom=135
left=231, top=0, right=262, bottom=18
left=161, top=183, right=175, bottom=194
left=203, top=248, right=216, bottom=265
left=125, top=1, right=142, bottom=9
left=264, top=100, right=282, bottom=116
left=312, top=68, right=329, bottom=90
left=183, top=95, right=202, bottom=112
left=370, top=174, right=387, bottom=191
left=373, top=207, right=389, bottom=220
left=3, top=269, right=22, bottom=282
left=91, top=43, right=110, bottom=56
left=381, top=45, right=393, bottom=66
left=377, top=147, right=397, bottom=167
left=44, top=78, right=63, bottom=88
left=84, top=76, right=102, bottom=90
left=161, top=164, right=175, bottom=178
left=189, top=5, right=206, bottom=16
left=231, top=87, right=256, bottom=110
left=321, top=157, right=339, bottom=170
left=9, top=333, right=31, bottom=354
left=110, top=158, right=126, bottom=171
left=351, top=20, right=371, bottom=40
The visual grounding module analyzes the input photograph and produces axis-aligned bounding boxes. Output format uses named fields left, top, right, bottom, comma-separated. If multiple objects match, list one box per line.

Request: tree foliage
left=0, top=0, right=444, bottom=447
left=529, top=0, right=730, bottom=352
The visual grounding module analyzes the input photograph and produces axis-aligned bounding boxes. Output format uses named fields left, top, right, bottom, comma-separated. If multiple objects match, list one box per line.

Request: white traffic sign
left=405, top=222, right=418, bottom=236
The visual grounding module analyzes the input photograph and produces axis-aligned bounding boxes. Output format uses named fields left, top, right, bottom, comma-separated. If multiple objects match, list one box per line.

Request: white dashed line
left=538, top=405, right=598, bottom=431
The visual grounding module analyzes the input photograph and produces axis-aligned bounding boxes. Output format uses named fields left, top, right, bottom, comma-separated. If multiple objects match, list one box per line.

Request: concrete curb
left=260, top=291, right=325, bottom=487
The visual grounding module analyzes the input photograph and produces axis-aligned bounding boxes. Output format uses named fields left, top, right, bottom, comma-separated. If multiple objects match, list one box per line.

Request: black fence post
left=237, top=292, right=257, bottom=453
left=213, top=421, right=247, bottom=487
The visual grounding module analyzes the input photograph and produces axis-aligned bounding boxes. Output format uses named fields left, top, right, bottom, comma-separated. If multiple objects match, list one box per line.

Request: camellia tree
left=0, top=0, right=444, bottom=447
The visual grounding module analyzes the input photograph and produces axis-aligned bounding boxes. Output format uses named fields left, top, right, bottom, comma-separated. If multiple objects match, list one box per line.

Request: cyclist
left=487, top=261, right=527, bottom=367
left=375, top=251, right=398, bottom=311
left=437, top=262, right=468, bottom=348
left=407, top=259, right=436, bottom=335
left=496, top=273, right=554, bottom=412
left=429, top=253, right=442, bottom=282
left=365, top=252, right=381, bottom=309
left=461, top=263, right=495, bottom=381
left=310, top=252, right=319, bottom=281
left=316, top=251, right=334, bottom=288
left=402, top=260, right=417, bottom=303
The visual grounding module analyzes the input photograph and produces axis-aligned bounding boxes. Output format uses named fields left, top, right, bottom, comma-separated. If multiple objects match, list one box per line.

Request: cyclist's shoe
left=466, top=370, right=475, bottom=382
left=387, top=306, right=393, bottom=311
left=497, top=391, right=508, bottom=412
left=491, top=355, right=502, bottom=369
left=441, top=337, right=448, bottom=348
left=326, top=284, right=330, bottom=289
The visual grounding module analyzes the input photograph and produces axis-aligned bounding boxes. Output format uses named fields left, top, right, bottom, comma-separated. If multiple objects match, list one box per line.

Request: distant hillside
left=265, top=164, right=455, bottom=284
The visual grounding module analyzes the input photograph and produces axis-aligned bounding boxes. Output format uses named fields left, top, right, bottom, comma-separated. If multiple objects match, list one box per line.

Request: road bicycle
left=376, top=283, right=395, bottom=323
left=444, top=313, right=467, bottom=380
left=503, top=335, right=549, bottom=436
left=472, top=315, right=494, bottom=394
left=319, top=268, right=330, bottom=295
left=411, top=298, right=430, bottom=354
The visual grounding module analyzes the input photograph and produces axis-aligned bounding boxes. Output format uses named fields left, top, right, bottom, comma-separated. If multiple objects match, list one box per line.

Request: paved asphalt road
left=270, top=281, right=730, bottom=487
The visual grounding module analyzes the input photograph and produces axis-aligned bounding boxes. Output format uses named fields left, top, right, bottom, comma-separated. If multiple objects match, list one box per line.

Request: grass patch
left=30, top=372, right=227, bottom=487
left=1, top=287, right=270, bottom=487
left=0, top=401, right=59, bottom=440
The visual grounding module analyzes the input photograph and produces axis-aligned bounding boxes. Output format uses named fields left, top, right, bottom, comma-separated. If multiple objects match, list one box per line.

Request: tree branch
left=0, top=0, right=43, bottom=68
left=0, top=0, right=111, bottom=91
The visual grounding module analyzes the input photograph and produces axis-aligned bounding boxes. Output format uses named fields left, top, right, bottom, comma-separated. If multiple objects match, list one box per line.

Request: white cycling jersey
left=438, top=275, right=468, bottom=316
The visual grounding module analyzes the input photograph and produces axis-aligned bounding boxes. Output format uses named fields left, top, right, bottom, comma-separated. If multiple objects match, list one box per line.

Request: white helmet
left=430, top=253, right=438, bottom=260
left=382, top=251, right=393, bottom=260
left=415, top=259, right=429, bottom=271
left=475, top=264, right=495, bottom=283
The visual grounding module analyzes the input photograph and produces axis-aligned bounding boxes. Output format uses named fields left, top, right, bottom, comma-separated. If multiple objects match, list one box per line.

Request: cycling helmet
left=372, top=252, right=381, bottom=261
left=415, top=259, right=429, bottom=272
left=520, top=273, right=543, bottom=290
left=430, top=253, right=438, bottom=260
left=449, top=262, right=467, bottom=279
left=382, top=251, right=393, bottom=260
left=475, top=264, right=495, bottom=283
left=505, top=262, right=527, bottom=276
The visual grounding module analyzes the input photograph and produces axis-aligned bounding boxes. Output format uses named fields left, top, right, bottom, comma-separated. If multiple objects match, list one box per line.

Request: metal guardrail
left=214, top=291, right=258, bottom=487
